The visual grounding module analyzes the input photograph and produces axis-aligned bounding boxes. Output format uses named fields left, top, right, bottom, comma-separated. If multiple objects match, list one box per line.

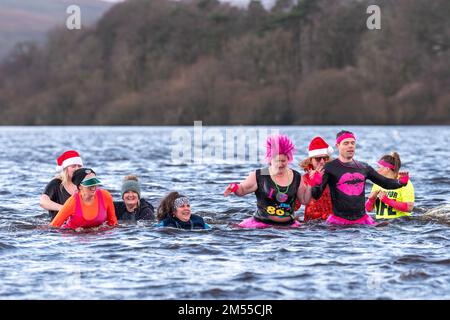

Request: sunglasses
left=313, top=156, right=329, bottom=162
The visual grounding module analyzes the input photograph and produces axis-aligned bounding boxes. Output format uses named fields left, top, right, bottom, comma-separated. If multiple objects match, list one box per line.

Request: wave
left=0, top=242, right=16, bottom=250
left=418, top=205, right=450, bottom=225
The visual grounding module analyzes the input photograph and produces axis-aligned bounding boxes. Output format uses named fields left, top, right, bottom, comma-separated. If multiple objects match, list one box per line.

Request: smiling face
left=173, top=203, right=191, bottom=222
left=79, top=172, right=97, bottom=198
left=123, top=190, right=139, bottom=208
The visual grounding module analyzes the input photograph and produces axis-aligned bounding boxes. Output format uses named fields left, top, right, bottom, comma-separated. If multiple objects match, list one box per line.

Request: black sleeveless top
left=254, top=168, right=301, bottom=223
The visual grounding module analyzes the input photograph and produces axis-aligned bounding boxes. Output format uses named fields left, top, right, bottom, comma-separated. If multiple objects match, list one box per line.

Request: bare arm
left=297, top=175, right=312, bottom=205
left=224, top=171, right=258, bottom=197
left=40, top=194, right=63, bottom=212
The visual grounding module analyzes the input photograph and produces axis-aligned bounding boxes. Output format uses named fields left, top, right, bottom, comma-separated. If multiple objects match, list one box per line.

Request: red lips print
left=337, top=172, right=365, bottom=196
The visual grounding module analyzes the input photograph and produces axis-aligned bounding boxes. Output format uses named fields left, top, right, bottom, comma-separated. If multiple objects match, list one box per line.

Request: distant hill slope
left=0, top=0, right=114, bottom=60
left=0, top=0, right=448, bottom=125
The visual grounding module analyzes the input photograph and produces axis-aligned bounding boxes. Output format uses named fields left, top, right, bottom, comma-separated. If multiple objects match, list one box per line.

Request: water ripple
left=0, top=126, right=449, bottom=299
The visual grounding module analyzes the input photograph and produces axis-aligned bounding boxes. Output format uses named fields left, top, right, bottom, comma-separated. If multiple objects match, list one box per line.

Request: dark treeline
left=0, top=0, right=449, bottom=125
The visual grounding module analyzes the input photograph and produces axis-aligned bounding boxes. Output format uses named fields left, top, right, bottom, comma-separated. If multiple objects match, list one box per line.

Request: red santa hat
left=308, top=137, right=333, bottom=157
left=56, top=150, right=83, bottom=172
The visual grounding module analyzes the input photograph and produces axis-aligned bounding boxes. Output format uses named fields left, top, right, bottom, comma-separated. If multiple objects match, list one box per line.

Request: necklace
left=269, top=168, right=292, bottom=203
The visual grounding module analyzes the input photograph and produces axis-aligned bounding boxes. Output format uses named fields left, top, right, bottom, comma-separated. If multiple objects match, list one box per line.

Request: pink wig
left=266, top=134, right=295, bottom=163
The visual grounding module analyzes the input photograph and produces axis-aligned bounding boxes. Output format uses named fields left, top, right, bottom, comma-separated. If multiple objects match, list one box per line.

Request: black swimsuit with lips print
left=311, top=159, right=405, bottom=220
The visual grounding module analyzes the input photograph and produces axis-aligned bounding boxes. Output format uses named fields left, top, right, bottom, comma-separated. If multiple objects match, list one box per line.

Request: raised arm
left=311, top=170, right=329, bottom=200
left=297, top=175, right=312, bottom=205
left=224, top=171, right=258, bottom=197
left=367, top=166, right=406, bottom=190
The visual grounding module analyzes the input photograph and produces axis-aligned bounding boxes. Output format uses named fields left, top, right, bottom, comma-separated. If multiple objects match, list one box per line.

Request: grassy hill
left=0, top=0, right=114, bottom=60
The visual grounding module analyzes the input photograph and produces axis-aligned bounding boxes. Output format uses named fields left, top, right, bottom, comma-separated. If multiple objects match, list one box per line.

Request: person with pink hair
left=224, top=134, right=311, bottom=228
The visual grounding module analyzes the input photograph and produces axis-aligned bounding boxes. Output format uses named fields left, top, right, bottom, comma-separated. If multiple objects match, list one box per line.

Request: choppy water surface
left=0, top=126, right=449, bottom=299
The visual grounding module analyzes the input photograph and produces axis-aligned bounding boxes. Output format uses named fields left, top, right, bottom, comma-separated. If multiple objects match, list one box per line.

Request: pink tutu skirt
left=238, top=217, right=301, bottom=229
left=326, top=214, right=375, bottom=225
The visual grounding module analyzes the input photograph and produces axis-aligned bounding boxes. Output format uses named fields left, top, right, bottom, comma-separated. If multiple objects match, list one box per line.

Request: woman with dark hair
left=365, top=152, right=414, bottom=219
left=156, top=192, right=210, bottom=230
left=50, top=168, right=117, bottom=229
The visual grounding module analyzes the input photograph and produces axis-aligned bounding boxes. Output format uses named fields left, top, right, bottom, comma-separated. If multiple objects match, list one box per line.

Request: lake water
left=0, top=126, right=449, bottom=300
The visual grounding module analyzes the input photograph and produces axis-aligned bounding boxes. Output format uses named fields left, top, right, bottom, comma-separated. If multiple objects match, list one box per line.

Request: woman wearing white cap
left=50, top=168, right=117, bottom=229
left=40, top=150, right=83, bottom=219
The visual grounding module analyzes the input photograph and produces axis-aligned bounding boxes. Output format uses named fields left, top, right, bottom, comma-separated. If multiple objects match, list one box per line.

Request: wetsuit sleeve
left=103, top=191, right=118, bottom=226
left=367, top=166, right=404, bottom=190
left=50, top=195, right=76, bottom=227
left=311, top=170, right=329, bottom=200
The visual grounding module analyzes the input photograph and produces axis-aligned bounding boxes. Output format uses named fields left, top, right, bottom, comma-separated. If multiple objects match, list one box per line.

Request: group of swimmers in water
left=40, top=130, right=415, bottom=231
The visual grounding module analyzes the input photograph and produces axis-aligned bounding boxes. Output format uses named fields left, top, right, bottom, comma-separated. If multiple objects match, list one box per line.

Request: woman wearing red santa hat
left=40, top=150, right=84, bottom=219
left=298, top=137, right=334, bottom=222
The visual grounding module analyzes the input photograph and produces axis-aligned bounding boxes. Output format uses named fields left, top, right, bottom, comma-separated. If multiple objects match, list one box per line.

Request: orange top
left=50, top=189, right=118, bottom=227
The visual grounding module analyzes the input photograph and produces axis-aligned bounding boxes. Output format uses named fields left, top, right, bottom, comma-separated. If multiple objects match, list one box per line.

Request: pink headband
left=378, top=160, right=395, bottom=170
left=336, top=133, right=356, bottom=145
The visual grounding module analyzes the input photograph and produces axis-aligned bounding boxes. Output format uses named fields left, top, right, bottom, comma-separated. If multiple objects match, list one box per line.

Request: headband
left=173, top=197, right=190, bottom=211
left=336, top=133, right=356, bottom=145
left=378, top=160, right=395, bottom=170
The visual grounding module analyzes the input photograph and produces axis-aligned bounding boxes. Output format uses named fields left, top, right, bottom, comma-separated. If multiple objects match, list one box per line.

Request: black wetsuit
left=43, top=178, right=71, bottom=219
left=159, top=214, right=208, bottom=230
left=311, top=159, right=406, bottom=220
left=254, top=168, right=301, bottom=224
left=113, top=199, right=155, bottom=221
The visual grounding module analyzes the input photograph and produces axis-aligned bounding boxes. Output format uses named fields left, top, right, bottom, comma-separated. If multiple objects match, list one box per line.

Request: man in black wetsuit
left=307, top=130, right=409, bottom=225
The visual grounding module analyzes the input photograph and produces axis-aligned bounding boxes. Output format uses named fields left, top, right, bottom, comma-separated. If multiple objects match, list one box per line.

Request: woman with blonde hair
left=40, top=150, right=83, bottom=219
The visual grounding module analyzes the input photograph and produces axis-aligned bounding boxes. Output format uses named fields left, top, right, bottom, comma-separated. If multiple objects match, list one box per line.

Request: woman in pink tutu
left=224, top=134, right=311, bottom=228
